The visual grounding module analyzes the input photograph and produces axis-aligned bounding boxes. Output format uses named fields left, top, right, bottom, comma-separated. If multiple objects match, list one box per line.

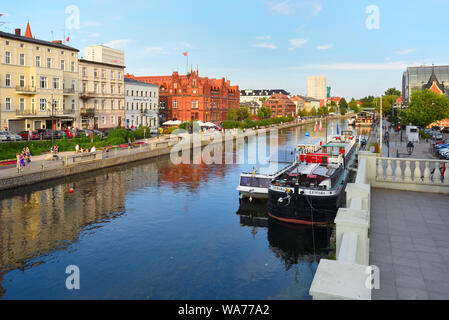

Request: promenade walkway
left=370, top=121, right=449, bottom=299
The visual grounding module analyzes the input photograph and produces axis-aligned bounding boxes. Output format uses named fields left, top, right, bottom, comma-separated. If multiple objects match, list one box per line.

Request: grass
left=0, top=127, right=157, bottom=161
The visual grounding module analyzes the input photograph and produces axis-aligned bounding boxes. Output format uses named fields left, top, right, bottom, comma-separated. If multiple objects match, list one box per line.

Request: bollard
left=41, top=160, right=45, bottom=170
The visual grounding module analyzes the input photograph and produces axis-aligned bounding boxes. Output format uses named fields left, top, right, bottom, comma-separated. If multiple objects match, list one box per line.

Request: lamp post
left=46, top=96, right=56, bottom=159
left=380, top=95, right=383, bottom=155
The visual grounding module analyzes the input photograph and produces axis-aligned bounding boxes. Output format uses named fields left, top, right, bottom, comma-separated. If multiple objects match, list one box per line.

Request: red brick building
left=127, top=70, right=239, bottom=123
left=263, top=93, right=296, bottom=117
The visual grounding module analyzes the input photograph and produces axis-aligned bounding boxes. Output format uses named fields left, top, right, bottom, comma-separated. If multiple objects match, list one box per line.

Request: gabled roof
left=424, top=67, right=445, bottom=94
left=0, top=30, right=79, bottom=52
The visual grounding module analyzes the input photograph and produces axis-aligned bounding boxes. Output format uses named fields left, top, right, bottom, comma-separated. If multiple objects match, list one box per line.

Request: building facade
left=124, top=77, right=159, bottom=128
left=307, top=76, right=327, bottom=102
left=84, top=45, right=125, bottom=66
left=0, top=24, right=79, bottom=132
left=128, top=70, right=239, bottom=123
left=402, top=65, right=449, bottom=127
left=78, top=58, right=125, bottom=130
left=263, top=93, right=296, bottom=117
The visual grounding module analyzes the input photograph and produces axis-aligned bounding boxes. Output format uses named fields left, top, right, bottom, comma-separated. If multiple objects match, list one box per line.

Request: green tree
left=340, top=105, right=347, bottom=115
left=257, top=106, right=272, bottom=119
left=310, top=107, right=317, bottom=116
left=227, top=108, right=239, bottom=121
left=385, top=88, right=401, bottom=96
left=348, top=99, right=359, bottom=113
left=401, top=89, right=449, bottom=127
left=237, top=106, right=251, bottom=121
left=360, top=96, right=375, bottom=109
left=339, top=98, right=348, bottom=111
left=329, top=106, right=336, bottom=113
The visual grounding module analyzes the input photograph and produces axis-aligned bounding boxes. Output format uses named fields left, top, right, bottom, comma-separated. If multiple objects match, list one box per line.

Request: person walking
left=16, top=153, right=21, bottom=172
left=75, top=144, right=80, bottom=153
left=19, top=152, right=26, bottom=169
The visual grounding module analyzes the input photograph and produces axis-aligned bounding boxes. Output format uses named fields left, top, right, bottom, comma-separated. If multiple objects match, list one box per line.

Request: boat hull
left=267, top=186, right=345, bottom=225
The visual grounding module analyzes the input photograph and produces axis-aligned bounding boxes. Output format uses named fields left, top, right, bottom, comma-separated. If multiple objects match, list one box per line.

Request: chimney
left=52, top=40, right=62, bottom=44
left=15, top=28, right=21, bottom=36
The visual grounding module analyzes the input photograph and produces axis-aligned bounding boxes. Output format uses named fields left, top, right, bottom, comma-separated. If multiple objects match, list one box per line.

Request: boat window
left=240, top=177, right=270, bottom=188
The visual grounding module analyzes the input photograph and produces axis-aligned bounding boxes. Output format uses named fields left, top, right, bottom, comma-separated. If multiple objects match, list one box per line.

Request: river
left=0, top=118, right=363, bottom=299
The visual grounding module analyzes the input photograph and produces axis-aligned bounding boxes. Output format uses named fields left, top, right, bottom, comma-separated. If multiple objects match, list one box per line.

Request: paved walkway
left=370, top=188, right=449, bottom=300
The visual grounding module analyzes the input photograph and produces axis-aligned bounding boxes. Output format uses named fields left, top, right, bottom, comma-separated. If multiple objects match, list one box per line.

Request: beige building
left=79, top=59, right=125, bottom=130
left=84, top=45, right=125, bottom=66
left=0, top=24, right=79, bottom=132
left=306, top=76, right=327, bottom=102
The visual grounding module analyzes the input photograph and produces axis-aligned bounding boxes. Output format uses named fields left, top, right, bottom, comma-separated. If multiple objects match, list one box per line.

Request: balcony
left=64, top=88, right=76, bottom=95
left=80, top=91, right=96, bottom=99
left=15, top=86, right=37, bottom=95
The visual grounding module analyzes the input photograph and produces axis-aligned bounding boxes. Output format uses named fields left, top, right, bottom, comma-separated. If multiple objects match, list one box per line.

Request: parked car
left=150, top=127, right=159, bottom=135
left=42, top=129, right=61, bottom=140
left=62, top=129, right=74, bottom=138
left=442, top=127, right=449, bottom=133
left=0, top=132, right=7, bottom=142
left=92, top=129, right=105, bottom=137
left=18, top=131, right=41, bottom=140
left=0, top=131, right=20, bottom=141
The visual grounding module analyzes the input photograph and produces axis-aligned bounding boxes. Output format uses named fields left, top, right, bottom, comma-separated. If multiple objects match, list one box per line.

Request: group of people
left=51, top=145, right=59, bottom=154
left=16, top=147, right=31, bottom=170
left=75, top=144, right=96, bottom=153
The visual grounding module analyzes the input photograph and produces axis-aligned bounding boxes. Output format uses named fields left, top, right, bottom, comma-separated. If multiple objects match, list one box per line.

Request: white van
left=406, top=125, right=419, bottom=142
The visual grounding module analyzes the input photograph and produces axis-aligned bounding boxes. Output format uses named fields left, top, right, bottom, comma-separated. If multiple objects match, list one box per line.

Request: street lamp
left=46, top=96, right=56, bottom=159
left=407, top=141, right=414, bottom=155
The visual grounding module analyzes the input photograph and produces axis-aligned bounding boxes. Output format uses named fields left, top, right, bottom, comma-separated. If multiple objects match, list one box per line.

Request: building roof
left=79, top=58, right=125, bottom=69
left=125, top=77, right=158, bottom=87
left=0, top=29, right=79, bottom=52
left=240, top=89, right=290, bottom=96
left=424, top=66, right=445, bottom=93
left=296, top=95, right=321, bottom=102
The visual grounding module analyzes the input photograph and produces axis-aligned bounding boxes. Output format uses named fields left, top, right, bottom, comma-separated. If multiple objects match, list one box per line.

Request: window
left=111, top=100, right=114, bottom=110
left=20, top=53, right=25, bottom=66
left=20, top=75, right=25, bottom=87
left=118, top=100, right=121, bottom=109
left=60, top=60, right=65, bottom=71
left=5, top=51, right=10, bottom=64
left=111, top=116, right=115, bottom=125
left=47, top=58, right=52, bottom=68
left=36, top=56, right=41, bottom=67
left=94, top=100, right=98, bottom=109
left=71, top=100, right=75, bottom=110
left=5, top=74, right=11, bottom=87
left=53, top=78, right=59, bottom=89
left=111, top=71, right=115, bottom=80
left=82, top=82, right=86, bottom=93
left=71, top=61, right=75, bottom=72
left=94, top=84, right=98, bottom=93
left=118, top=86, right=121, bottom=94
left=82, top=67, right=87, bottom=77
left=118, top=72, right=122, bottom=80
left=94, top=69, right=98, bottom=78
left=102, top=116, right=106, bottom=125
left=102, top=84, right=105, bottom=94
left=40, top=98, right=46, bottom=111
left=40, top=76, right=47, bottom=89
left=173, top=100, right=178, bottom=108
left=20, top=98, right=25, bottom=111
left=102, top=100, right=105, bottom=110
left=5, top=98, right=11, bottom=111
left=111, top=85, right=114, bottom=94
left=101, top=69, right=105, bottom=79
left=71, top=80, right=75, bottom=90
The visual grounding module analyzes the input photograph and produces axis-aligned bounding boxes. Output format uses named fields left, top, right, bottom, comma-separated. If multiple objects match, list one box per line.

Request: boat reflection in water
left=237, top=198, right=333, bottom=271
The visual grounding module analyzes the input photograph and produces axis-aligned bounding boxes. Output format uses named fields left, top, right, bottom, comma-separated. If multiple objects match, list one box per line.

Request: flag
left=314, top=121, right=318, bottom=132
left=337, top=124, right=340, bottom=135
left=66, top=36, right=70, bottom=42
left=183, top=52, right=188, bottom=57
left=319, top=120, right=322, bottom=132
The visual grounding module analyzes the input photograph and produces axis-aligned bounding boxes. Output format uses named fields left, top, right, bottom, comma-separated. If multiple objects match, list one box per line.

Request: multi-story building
left=263, top=93, right=296, bottom=117
left=0, top=23, right=79, bottom=132
left=84, top=45, right=125, bottom=66
left=291, top=96, right=305, bottom=114
left=124, top=77, right=159, bottom=128
left=307, top=76, right=327, bottom=102
left=402, top=65, right=449, bottom=127
left=128, top=70, right=239, bottom=123
left=78, top=46, right=125, bottom=130
left=240, top=89, right=290, bottom=114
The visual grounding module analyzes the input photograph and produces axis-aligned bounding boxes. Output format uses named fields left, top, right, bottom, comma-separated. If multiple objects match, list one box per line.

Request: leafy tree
left=329, top=106, right=336, bottom=113
left=360, top=96, right=375, bottom=109
left=385, top=88, right=401, bottom=96
left=339, top=98, right=348, bottom=111
left=227, top=108, right=239, bottom=121
left=257, top=106, right=272, bottom=119
left=310, top=107, right=317, bottom=116
left=348, top=99, right=359, bottom=113
left=237, top=106, right=251, bottom=121
left=400, top=89, right=449, bottom=127
left=340, top=105, right=347, bottom=115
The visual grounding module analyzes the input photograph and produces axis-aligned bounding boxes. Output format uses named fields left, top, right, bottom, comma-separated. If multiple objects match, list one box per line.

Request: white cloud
left=104, top=39, right=133, bottom=49
left=316, top=43, right=333, bottom=50
left=292, top=61, right=412, bottom=71
left=254, top=43, right=277, bottom=49
left=395, top=48, right=416, bottom=55
left=89, top=33, right=101, bottom=38
left=255, top=35, right=271, bottom=40
left=289, top=38, right=307, bottom=48
left=385, top=57, right=392, bottom=61
left=266, top=1, right=322, bottom=16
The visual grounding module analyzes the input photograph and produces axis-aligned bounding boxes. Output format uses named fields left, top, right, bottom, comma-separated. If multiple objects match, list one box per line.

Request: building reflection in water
left=236, top=199, right=332, bottom=272
left=0, top=159, right=161, bottom=297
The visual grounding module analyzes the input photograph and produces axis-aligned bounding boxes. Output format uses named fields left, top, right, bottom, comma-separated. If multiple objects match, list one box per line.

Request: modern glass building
left=402, top=65, right=449, bottom=105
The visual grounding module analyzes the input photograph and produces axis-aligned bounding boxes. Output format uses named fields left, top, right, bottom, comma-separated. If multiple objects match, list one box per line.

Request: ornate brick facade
left=127, top=70, right=239, bottom=123
left=263, top=93, right=296, bottom=117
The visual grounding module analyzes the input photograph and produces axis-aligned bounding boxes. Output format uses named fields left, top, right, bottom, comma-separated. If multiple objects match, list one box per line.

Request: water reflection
left=236, top=199, right=332, bottom=271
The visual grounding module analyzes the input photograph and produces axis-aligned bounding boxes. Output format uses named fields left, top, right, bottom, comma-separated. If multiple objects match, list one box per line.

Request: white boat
left=348, top=116, right=357, bottom=126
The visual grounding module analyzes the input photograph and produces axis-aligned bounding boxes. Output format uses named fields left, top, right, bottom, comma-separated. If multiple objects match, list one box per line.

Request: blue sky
left=1, top=0, right=448, bottom=99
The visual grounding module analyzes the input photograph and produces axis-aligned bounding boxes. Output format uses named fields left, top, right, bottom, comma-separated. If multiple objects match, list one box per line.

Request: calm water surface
left=0, top=120, right=359, bottom=299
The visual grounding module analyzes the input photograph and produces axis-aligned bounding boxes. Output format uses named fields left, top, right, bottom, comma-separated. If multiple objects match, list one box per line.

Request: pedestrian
left=75, top=144, right=80, bottom=153
left=26, top=147, right=31, bottom=164
left=19, top=152, right=26, bottom=169
left=16, top=153, right=20, bottom=172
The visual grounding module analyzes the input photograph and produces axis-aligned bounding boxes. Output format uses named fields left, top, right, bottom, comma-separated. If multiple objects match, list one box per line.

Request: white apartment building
left=306, top=76, right=327, bottom=102
left=124, top=77, right=159, bottom=128
left=84, top=45, right=125, bottom=66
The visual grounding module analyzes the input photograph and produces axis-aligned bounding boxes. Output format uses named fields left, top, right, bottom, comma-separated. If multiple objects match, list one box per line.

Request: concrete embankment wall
left=0, top=116, right=352, bottom=191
